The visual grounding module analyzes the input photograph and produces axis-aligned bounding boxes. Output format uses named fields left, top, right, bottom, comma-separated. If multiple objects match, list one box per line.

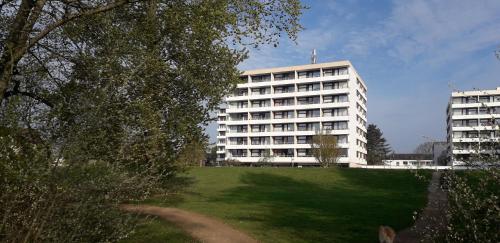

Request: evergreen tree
left=366, top=124, right=391, bottom=165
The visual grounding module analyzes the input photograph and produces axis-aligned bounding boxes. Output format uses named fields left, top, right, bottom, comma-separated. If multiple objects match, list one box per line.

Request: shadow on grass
left=212, top=170, right=428, bottom=243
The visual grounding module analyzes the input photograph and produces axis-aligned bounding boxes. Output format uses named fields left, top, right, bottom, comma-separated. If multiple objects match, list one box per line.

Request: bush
left=440, top=170, right=499, bottom=243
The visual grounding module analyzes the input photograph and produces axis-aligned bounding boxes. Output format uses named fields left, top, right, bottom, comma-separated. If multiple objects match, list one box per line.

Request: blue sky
left=206, top=0, right=500, bottom=152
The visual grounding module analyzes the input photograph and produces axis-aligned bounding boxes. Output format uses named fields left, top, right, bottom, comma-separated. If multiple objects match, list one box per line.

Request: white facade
left=383, top=159, right=433, bottom=167
left=216, top=61, right=368, bottom=166
left=447, top=87, right=500, bottom=165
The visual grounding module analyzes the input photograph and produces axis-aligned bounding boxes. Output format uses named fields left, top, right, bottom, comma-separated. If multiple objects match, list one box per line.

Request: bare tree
left=311, top=131, right=341, bottom=168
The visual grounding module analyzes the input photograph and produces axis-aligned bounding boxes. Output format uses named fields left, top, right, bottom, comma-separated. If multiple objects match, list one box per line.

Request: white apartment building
left=216, top=61, right=368, bottom=167
left=447, top=87, right=500, bottom=164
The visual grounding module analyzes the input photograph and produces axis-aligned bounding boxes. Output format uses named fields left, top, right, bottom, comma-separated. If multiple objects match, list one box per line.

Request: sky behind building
left=207, top=0, right=500, bottom=152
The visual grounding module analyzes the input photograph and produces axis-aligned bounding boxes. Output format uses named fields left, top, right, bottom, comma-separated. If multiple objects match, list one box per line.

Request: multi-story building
left=216, top=61, right=368, bottom=167
left=447, top=87, right=500, bottom=164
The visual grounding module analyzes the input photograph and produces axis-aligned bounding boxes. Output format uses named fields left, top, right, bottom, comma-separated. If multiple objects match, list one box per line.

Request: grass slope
left=140, top=168, right=431, bottom=243
left=120, top=217, right=199, bottom=243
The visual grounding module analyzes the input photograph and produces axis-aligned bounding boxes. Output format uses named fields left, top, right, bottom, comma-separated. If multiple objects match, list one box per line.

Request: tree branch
left=4, top=81, right=54, bottom=108
left=27, top=0, right=134, bottom=50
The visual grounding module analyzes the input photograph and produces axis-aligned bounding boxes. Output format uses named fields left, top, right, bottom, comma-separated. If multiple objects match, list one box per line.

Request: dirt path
left=122, top=204, right=258, bottom=243
left=395, top=171, right=448, bottom=243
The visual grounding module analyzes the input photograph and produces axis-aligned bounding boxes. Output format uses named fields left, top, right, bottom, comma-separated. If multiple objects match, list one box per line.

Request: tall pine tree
left=366, top=124, right=391, bottom=165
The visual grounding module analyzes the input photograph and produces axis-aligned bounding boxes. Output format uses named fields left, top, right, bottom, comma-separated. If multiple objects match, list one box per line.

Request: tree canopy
left=366, top=124, right=391, bottom=165
left=0, top=0, right=304, bottom=241
left=311, top=131, right=341, bottom=168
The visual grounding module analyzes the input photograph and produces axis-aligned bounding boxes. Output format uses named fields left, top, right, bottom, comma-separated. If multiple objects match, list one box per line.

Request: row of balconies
left=224, top=103, right=355, bottom=115
left=451, top=95, right=500, bottom=104
left=227, top=92, right=350, bottom=105
left=227, top=89, right=355, bottom=101
left=240, top=67, right=349, bottom=84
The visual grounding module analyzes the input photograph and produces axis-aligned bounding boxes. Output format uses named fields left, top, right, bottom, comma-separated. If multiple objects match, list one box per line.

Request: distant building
left=383, top=154, right=433, bottom=167
left=447, top=87, right=500, bottom=165
left=216, top=61, right=368, bottom=167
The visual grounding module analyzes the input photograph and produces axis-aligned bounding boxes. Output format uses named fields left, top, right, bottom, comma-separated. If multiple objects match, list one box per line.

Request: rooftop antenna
left=311, top=49, right=317, bottom=64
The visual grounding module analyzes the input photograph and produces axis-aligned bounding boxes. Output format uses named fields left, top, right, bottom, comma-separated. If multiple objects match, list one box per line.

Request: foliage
left=206, top=144, right=218, bottom=165
left=0, top=127, right=152, bottom=242
left=413, top=141, right=434, bottom=154
left=366, top=124, right=391, bottom=165
left=0, top=0, right=304, bottom=241
left=146, top=167, right=431, bottom=243
left=311, top=131, right=341, bottom=167
left=177, top=139, right=207, bottom=167
left=431, top=119, right=500, bottom=241
left=439, top=170, right=499, bottom=243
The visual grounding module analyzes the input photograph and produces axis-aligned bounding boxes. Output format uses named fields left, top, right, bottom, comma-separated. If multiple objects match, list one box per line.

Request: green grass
left=138, top=167, right=431, bottom=243
left=120, top=217, right=199, bottom=243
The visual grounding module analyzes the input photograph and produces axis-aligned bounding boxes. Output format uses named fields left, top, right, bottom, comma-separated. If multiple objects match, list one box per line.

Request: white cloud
left=346, top=0, right=500, bottom=63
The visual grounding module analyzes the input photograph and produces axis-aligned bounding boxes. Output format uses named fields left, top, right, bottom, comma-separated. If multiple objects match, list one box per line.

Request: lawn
left=120, top=217, right=199, bottom=243
left=129, top=167, right=431, bottom=243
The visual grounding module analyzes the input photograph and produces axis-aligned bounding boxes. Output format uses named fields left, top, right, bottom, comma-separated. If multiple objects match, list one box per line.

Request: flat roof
left=451, top=87, right=500, bottom=97
left=240, top=60, right=367, bottom=90
left=241, top=60, right=352, bottom=75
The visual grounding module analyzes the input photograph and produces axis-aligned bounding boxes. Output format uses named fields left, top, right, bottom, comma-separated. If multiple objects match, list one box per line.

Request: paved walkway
left=121, top=204, right=258, bottom=243
left=395, top=171, right=448, bottom=243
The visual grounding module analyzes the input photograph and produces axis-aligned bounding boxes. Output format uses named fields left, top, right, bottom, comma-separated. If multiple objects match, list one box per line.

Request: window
left=251, top=74, right=271, bottom=82
left=452, top=119, right=478, bottom=127
left=323, top=67, right=349, bottom=76
left=338, top=148, right=348, bottom=157
left=297, top=96, right=320, bottom=105
left=273, top=149, right=294, bottom=157
left=274, top=98, right=294, bottom=106
left=230, top=149, right=247, bottom=157
left=274, top=111, right=294, bottom=119
left=274, top=72, right=294, bottom=81
left=235, top=88, right=248, bottom=96
left=297, top=149, right=312, bottom=157
left=273, top=136, right=294, bottom=144
left=323, top=81, right=348, bottom=90
left=298, top=70, right=320, bottom=78
left=251, top=100, right=269, bottom=107
left=297, top=109, right=320, bottom=118
left=229, top=125, right=247, bottom=133
left=251, top=112, right=270, bottom=120
left=323, top=108, right=348, bottom=117
left=480, top=119, right=495, bottom=126
left=323, top=121, right=348, bottom=130
left=297, top=136, right=312, bottom=144
left=323, top=94, right=348, bottom=103
left=297, top=123, right=320, bottom=131
left=251, top=87, right=270, bottom=95
left=274, top=85, right=294, bottom=93
left=335, top=135, right=348, bottom=144
left=251, top=137, right=269, bottom=145
left=251, top=124, right=269, bottom=132
left=479, top=96, right=491, bottom=103
left=273, top=123, right=294, bottom=132
left=297, top=83, right=320, bottom=92
left=229, top=137, right=247, bottom=145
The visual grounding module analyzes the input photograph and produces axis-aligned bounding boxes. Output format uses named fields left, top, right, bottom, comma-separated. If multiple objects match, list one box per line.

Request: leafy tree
left=206, top=143, right=217, bottom=165
left=414, top=141, right=434, bottom=154
left=0, top=0, right=304, bottom=241
left=366, top=124, right=391, bottom=165
left=311, top=131, right=341, bottom=168
left=177, top=139, right=207, bottom=167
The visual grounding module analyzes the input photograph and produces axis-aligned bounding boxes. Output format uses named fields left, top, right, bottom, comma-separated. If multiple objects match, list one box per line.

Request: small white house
left=382, top=154, right=433, bottom=167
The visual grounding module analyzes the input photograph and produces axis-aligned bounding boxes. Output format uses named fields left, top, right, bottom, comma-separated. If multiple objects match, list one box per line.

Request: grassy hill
left=125, top=167, right=431, bottom=242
